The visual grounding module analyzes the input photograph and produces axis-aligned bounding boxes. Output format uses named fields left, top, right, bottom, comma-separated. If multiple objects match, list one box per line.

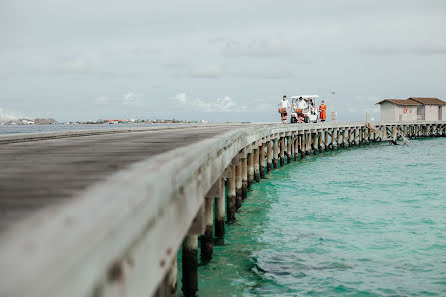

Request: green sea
left=179, top=138, right=446, bottom=296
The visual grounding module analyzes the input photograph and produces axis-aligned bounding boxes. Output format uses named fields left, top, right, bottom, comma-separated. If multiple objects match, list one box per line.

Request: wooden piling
left=280, top=137, right=285, bottom=166
left=242, top=157, right=248, bottom=199
left=254, top=147, right=260, bottom=182
left=214, top=178, right=225, bottom=237
left=344, top=129, right=348, bottom=148
left=286, top=136, right=292, bottom=163
left=182, top=235, right=198, bottom=297
left=201, top=198, right=214, bottom=262
left=301, top=134, right=306, bottom=158
left=235, top=159, right=242, bottom=209
left=336, top=129, right=341, bottom=149
left=353, top=128, right=357, bottom=146
left=318, top=132, right=323, bottom=153
left=273, top=138, right=279, bottom=168
left=359, top=128, right=363, bottom=146
left=294, top=136, right=299, bottom=161
left=312, top=132, right=318, bottom=155
left=227, top=166, right=236, bottom=221
left=260, top=142, right=265, bottom=178
left=267, top=140, right=272, bottom=172
left=348, top=128, right=352, bottom=147
left=247, top=152, right=254, bottom=187
left=306, top=132, right=311, bottom=155
left=325, top=130, right=329, bottom=151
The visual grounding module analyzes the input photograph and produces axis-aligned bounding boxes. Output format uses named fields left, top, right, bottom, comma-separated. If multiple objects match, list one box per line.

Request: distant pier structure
left=0, top=121, right=445, bottom=297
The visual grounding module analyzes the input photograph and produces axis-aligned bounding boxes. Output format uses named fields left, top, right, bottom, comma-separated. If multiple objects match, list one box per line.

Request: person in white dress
left=296, top=97, right=307, bottom=111
left=278, top=95, right=290, bottom=123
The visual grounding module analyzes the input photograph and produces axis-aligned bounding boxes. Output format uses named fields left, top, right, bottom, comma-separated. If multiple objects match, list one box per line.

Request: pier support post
left=227, top=166, right=236, bottom=221
left=300, top=134, right=306, bottom=158
left=273, top=138, right=279, bottom=168
left=182, top=235, right=198, bottom=297
left=242, top=156, right=248, bottom=199
left=343, top=129, right=348, bottom=148
left=201, top=197, right=214, bottom=262
left=254, top=147, right=260, bottom=182
left=336, top=129, right=341, bottom=149
left=280, top=137, right=285, bottom=166
left=306, top=132, right=311, bottom=155
left=248, top=152, right=254, bottom=187
left=324, top=129, right=330, bottom=152
left=215, top=178, right=225, bottom=237
left=318, top=132, right=323, bottom=153
left=260, top=142, right=265, bottom=178
left=294, top=136, right=299, bottom=161
left=353, top=128, right=357, bottom=146
left=236, top=159, right=242, bottom=209
left=359, top=128, right=363, bottom=146
left=364, top=128, right=367, bottom=144
left=348, top=129, right=352, bottom=147
left=267, top=140, right=272, bottom=172
left=391, top=126, right=397, bottom=144
left=287, top=136, right=292, bottom=163
left=312, top=132, right=318, bottom=155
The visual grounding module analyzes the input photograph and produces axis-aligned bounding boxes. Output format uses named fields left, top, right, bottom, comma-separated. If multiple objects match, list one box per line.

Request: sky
left=1, top=0, right=446, bottom=122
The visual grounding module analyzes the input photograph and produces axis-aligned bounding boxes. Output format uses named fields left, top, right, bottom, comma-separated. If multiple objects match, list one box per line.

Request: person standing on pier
left=278, top=95, right=290, bottom=123
left=319, top=100, right=327, bottom=122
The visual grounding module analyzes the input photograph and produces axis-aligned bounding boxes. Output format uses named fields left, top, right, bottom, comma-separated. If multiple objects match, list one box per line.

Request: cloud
left=54, top=58, right=137, bottom=78
left=0, top=108, right=19, bottom=123
left=177, top=64, right=293, bottom=79
left=355, top=96, right=380, bottom=103
left=122, top=92, right=143, bottom=105
left=173, top=93, right=247, bottom=112
left=94, top=92, right=144, bottom=106
left=231, top=69, right=294, bottom=79
left=56, top=58, right=91, bottom=74
left=359, top=46, right=446, bottom=56
left=221, top=38, right=297, bottom=58
left=188, top=65, right=223, bottom=78
left=94, top=96, right=109, bottom=104
left=129, top=47, right=161, bottom=56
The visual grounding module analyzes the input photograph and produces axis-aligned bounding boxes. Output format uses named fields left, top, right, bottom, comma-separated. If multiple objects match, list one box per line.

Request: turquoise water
left=179, top=138, right=446, bottom=296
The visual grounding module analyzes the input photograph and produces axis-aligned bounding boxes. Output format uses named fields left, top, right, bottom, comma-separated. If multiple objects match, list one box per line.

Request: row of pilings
left=155, top=122, right=445, bottom=297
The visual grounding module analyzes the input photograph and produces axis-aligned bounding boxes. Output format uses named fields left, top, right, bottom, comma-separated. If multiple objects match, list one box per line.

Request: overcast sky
left=1, top=0, right=446, bottom=122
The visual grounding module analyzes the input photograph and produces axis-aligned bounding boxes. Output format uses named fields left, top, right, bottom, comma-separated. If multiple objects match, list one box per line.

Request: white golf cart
left=290, top=95, right=320, bottom=123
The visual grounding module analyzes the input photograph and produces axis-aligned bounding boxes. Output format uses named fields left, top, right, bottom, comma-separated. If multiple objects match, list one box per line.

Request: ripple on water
left=179, top=138, right=446, bottom=296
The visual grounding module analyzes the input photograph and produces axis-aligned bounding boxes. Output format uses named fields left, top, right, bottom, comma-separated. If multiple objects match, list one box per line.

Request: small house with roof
left=377, top=97, right=445, bottom=122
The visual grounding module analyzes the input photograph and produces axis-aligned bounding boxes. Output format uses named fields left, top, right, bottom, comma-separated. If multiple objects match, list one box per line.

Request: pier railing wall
left=0, top=121, right=445, bottom=297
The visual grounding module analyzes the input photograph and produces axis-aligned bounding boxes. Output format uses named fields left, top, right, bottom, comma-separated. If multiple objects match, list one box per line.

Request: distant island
left=1, top=118, right=58, bottom=125
left=0, top=118, right=209, bottom=125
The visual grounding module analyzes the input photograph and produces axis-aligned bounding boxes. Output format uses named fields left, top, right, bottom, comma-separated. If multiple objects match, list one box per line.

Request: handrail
left=0, top=121, right=444, bottom=297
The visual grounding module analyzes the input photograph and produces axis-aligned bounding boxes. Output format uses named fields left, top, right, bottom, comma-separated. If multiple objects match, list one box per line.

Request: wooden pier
left=0, top=121, right=445, bottom=297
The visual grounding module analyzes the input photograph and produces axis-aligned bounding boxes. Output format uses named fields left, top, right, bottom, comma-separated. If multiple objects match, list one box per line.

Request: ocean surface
left=179, top=138, right=446, bottom=296
left=0, top=123, right=191, bottom=135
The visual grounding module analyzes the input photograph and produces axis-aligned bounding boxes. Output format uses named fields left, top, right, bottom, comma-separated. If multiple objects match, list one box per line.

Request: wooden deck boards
left=0, top=126, right=238, bottom=234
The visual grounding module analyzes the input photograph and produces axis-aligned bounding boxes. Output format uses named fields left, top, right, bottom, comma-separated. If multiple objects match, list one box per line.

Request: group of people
left=278, top=95, right=327, bottom=123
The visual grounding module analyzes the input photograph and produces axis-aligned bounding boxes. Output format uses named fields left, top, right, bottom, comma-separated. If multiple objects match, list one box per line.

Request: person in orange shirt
left=319, top=100, right=327, bottom=122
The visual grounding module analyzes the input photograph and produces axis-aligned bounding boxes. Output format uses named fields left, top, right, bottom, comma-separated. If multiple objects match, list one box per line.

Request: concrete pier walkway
left=0, top=121, right=444, bottom=297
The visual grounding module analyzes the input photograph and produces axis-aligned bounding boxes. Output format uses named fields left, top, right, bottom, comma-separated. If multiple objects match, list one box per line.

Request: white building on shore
left=377, top=97, right=445, bottom=122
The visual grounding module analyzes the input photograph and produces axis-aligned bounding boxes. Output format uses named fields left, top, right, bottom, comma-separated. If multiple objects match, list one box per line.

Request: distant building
left=377, top=97, right=445, bottom=121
